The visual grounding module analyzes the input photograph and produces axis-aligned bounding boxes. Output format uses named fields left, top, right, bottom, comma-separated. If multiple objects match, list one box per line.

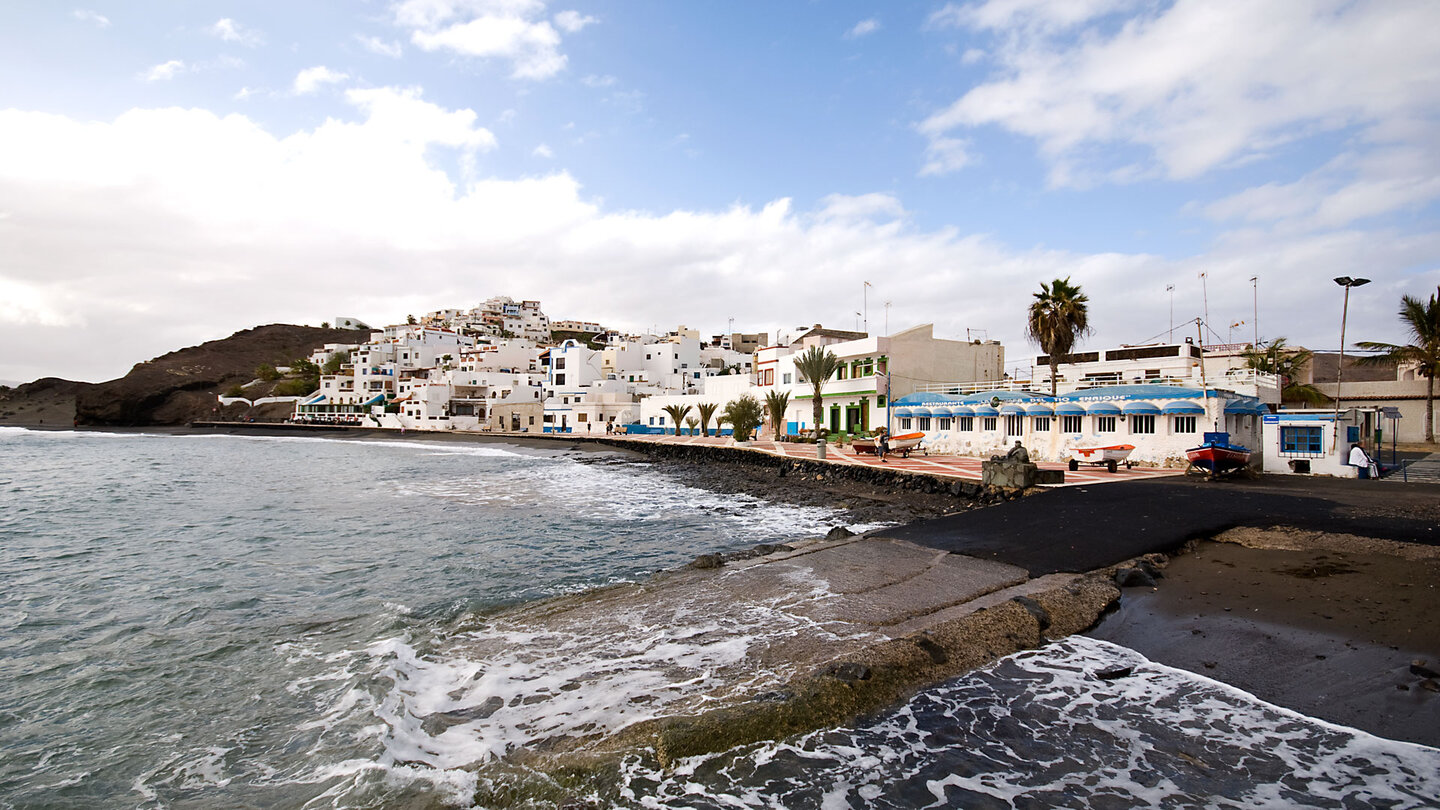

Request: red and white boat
left=1067, top=443, right=1135, bottom=472
left=1185, top=433, right=1251, bottom=478
left=852, top=431, right=927, bottom=457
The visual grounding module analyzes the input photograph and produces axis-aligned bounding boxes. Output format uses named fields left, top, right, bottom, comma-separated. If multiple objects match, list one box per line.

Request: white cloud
left=208, top=18, right=264, bottom=47
left=532, top=143, right=554, bottom=158
left=71, top=9, right=109, bottom=28
left=919, top=136, right=973, bottom=176
left=293, top=66, right=350, bottom=95
left=143, top=60, right=187, bottom=82
left=921, top=1, right=1440, bottom=189
left=581, top=74, right=616, bottom=88
left=394, top=0, right=579, bottom=80
left=553, top=10, right=596, bottom=33
left=846, top=18, right=880, bottom=39
left=0, top=91, right=1434, bottom=384
left=357, top=34, right=404, bottom=58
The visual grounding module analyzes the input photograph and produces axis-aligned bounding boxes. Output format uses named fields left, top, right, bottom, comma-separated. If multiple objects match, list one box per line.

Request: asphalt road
left=878, top=475, right=1440, bottom=576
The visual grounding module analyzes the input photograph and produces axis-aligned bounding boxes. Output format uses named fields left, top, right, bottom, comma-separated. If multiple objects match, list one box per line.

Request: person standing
left=877, top=429, right=889, bottom=463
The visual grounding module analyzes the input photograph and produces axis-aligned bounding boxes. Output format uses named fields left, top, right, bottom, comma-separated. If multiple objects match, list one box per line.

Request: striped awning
left=362, top=394, right=386, bottom=406
left=999, top=403, right=1026, bottom=415
left=1162, top=401, right=1205, bottom=415
left=1055, top=402, right=1087, bottom=416
left=1224, top=400, right=1266, bottom=415
left=924, top=406, right=952, bottom=417
left=972, top=404, right=999, bottom=417
left=1121, top=401, right=1161, bottom=415
left=1026, top=404, right=1055, bottom=417
left=949, top=406, right=976, bottom=417
left=892, top=406, right=914, bottom=417
left=1086, top=402, right=1122, bottom=415
left=302, top=394, right=327, bottom=405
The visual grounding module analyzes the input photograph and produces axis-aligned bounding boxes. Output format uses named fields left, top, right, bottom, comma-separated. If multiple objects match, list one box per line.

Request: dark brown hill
left=59, top=324, right=365, bottom=426
left=0, top=377, right=94, bottom=427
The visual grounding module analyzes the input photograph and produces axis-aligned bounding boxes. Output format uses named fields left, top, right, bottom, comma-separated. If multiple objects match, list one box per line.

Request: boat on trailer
left=1186, top=432, right=1251, bottom=478
left=852, top=431, right=927, bottom=457
left=1067, top=443, right=1135, bottom=473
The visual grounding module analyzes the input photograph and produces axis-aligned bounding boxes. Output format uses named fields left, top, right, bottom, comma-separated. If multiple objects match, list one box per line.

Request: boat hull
left=1185, top=444, right=1251, bottom=475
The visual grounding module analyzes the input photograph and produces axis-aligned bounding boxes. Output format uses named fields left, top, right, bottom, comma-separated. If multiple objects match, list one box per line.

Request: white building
left=1260, top=408, right=1380, bottom=477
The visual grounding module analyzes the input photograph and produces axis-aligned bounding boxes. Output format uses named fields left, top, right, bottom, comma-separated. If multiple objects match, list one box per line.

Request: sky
left=2, top=0, right=1438, bottom=384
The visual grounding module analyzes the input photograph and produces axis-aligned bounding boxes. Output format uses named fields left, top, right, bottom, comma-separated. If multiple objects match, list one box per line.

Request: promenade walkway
left=608, top=432, right=1183, bottom=488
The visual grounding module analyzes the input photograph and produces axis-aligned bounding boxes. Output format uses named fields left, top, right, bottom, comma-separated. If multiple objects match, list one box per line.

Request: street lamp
left=1332, top=276, right=1370, bottom=428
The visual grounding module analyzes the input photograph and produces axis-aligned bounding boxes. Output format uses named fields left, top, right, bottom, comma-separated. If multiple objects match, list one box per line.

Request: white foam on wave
left=618, top=636, right=1440, bottom=808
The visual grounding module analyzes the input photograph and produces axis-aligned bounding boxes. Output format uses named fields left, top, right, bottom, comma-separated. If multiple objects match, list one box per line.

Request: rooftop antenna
left=1198, top=271, right=1210, bottom=346
left=1250, top=276, right=1258, bottom=346
left=1166, top=284, right=1175, bottom=342
left=863, top=281, right=871, bottom=333
left=884, top=300, right=891, bottom=336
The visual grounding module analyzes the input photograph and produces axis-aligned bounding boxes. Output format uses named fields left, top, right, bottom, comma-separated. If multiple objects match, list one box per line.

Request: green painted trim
left=795, top=390, right=877, bottom=399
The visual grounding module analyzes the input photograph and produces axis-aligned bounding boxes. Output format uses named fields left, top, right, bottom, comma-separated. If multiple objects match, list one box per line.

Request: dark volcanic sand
left=1089, top=539, right=1440, bottom=748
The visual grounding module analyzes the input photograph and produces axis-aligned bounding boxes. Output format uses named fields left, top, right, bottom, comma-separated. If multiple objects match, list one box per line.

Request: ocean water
left=2, top=428, right=1437, bottom=809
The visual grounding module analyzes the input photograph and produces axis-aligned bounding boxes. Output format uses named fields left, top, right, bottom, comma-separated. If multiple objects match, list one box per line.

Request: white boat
left=1067, top=443, right=1135, bottom=472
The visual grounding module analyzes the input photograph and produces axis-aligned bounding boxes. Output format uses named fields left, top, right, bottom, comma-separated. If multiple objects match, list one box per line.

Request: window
left=982, top=416, right=997, bottom=432
left=1097, top=416, right=1117, bottom=433
left=957, top=416, right=974, bottom=432
left=554, top=357, right=566, bottom=369
left=1281, top=425, right=1324, bottom=455
left=555, top=373, right=566, bottom=386
left=918, top=416, right=932, bottom=431
left=1173, top=415, right=1197, bottom=433
left=1062, top=415, right=1082, bottom=433
left=900, top=417, right=912, bottom=430
left=783, top=373, right=792, bottom=384
left=938, top=417, right=952, bottom=431
left=877, top=395, right=887, bottom=407
left=1004, top=414, right=1023, bottom=436
left=1131, top=415, right=1156, bottom=434
left=836, top=366, right=848, bottom=380
left=1034, top=416, right=1051, bottom=432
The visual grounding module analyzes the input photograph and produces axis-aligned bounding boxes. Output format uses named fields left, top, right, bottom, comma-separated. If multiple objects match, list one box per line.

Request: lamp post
left=1332, top=276, right=1370, bottom=430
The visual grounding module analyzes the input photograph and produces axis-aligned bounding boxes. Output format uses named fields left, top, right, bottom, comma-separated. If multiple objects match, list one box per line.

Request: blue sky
left=2, top=0, right=1438, bottom=382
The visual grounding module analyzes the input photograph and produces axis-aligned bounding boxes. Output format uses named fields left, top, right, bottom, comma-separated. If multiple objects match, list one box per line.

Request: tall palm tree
left=661, top=403, right=693, bottom=436
left=1357, top=286, right=1440, bottom=442
left=793, top=346, right=841, bottom=437
left=1242, top=337, right=1328, bottom=406
left=1026, top=277, right=1092, bottom=397
left=764, top=389, right=791, bottom=441
left=696, top=402, right=718, bottom=437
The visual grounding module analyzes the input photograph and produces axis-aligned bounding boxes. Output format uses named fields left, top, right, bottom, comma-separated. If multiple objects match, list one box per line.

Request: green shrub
left=273, top=378, right=315, bottom=397
left=256, top=363, right=281, bottom=382
left=223, top=384, right=245, bottom=398
left=721, top=394, right=763, bottom=442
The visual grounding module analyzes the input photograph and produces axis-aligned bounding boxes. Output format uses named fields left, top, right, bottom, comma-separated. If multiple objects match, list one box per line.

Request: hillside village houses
left=283, top=292, right=1414, bottom=476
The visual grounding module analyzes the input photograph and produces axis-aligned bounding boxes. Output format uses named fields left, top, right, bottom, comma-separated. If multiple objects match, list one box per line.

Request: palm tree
left=1242, top=337, right=1328, bottom=406
left=661, top=403, right=693, bottom=436
left=1026, top=277, right=1092, bottom=397
left=793, top=346, right=841, bottom=437
left=696, top=402, right=718, bottom=437
left=764, top=390, right=791, bottom=441
left=1357, top=286, right=1440, bottom=442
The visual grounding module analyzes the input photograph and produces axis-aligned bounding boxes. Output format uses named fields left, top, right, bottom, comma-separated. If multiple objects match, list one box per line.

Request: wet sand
left=1088, top=535, right=1440, bottom=748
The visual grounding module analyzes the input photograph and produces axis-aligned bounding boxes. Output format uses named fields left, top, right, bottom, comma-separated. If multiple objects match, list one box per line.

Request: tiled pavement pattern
left=613, top=433, right=1183, bottom=488
left=1390, top=452, right=1440, bottom=484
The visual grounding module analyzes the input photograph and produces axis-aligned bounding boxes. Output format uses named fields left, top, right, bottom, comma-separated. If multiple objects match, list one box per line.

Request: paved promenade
left=604, top=432, right=1183, bottom=487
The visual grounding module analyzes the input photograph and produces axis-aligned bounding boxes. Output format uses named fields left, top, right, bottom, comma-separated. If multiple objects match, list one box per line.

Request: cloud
left=357, top=34, right=404, bottom=58
left=920, top=1, right=1440, bottom=189
left=845, top=18, right=880, bottom=39
left=143, top=60, right=187, bottom=82
left=581, top=74, right=616, bottom=88
left=293, top=66, right=350, bottom=95
left=532, top=143, right=554, bottom=158
left=553, top=10, right=596, bottom=33
left=919, top=136, right=973, bottom=176
left=71, top=9, right=109, bottom=27
left=208, top=18, right=264, bottom=47
left=394, top=0, right=580, bottom=80
left=0, top=91, right=1434, bottom=384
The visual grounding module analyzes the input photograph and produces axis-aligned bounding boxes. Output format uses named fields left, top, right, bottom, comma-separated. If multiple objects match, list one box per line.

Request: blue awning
left=1161, top=401, right=1205, bottom=415
left=972, top=404, right=999, bottom=417
left=925, top=406, right=953, bottom=417
left=1000, top=403, right=1026, bottom=415
left=892, top=406, right=914, bottom=417
left=1055, top=402, right=1087, bottom=416
left=1086, top=402, right=1122, bottom=415
left=1121, top=401, right=1161, bottom=415
left=362, top=394, right=385, bottom=406
left=949, top=406, right=976, bottom=417
left=302, top=394, right=326, bottom=405
left=1225, top=400, right=1266, bottom=415
left=1026, top=404, right=1055, bottom=417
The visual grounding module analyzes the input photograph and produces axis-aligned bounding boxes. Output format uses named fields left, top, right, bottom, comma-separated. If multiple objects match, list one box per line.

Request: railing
left=915, top=369, right=1280, bottom=396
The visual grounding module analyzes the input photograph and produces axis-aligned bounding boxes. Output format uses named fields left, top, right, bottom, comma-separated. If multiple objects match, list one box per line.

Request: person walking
left=877, top=428, right=889, bottom=463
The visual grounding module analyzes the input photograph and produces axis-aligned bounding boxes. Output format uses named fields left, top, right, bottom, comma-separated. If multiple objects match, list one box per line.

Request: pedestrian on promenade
left=878, top=428, right=889, bottom=463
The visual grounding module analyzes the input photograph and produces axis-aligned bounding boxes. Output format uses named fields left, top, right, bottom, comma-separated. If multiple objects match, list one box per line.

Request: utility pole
left=884, top=301, right=891, bottom=336
left=1199, top=271, right=1210, bottom=346
left=1250, top=276, right=1258, bottom=347
left=1333, top=276, right=1371, bottom=430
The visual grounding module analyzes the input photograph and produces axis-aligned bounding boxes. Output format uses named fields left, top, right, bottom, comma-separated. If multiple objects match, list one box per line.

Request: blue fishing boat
left=1185, top=432, right=1251, bottom=478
